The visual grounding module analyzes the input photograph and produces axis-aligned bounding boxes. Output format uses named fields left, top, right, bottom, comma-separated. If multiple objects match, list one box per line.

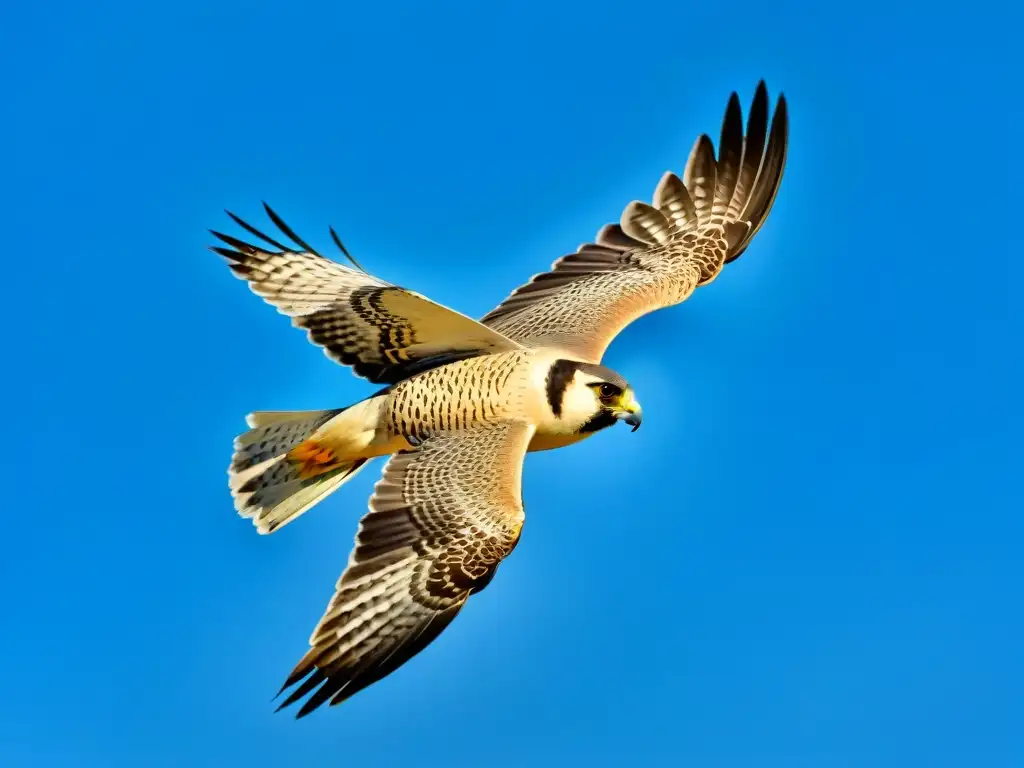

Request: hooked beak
left=613, top=393, right=643, bottom=432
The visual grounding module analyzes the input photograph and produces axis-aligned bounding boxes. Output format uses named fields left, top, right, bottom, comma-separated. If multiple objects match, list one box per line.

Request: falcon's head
left=545, top=359, right=642, bottom=434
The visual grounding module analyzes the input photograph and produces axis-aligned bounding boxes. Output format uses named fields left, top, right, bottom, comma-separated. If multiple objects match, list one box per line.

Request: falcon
left=211, top=81, right=788, bottom=717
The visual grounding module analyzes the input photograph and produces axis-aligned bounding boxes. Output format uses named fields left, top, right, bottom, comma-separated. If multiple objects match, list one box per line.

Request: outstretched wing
left=482, top=81, right=788, bottom=363
left=276, top=421, right=534, bottom=717
left=211, top=204, right=520, bottom=384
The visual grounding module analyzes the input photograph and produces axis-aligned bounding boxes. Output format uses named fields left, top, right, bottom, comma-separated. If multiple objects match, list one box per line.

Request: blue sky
left=1, top=1, right=1018, bottom=766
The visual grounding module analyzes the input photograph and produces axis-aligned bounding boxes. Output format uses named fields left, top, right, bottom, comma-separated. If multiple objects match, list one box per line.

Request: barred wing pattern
left=482, top=82, right=788, bottom=363
left=276, top=422, right=534, bottom=717
left=211, top=204, right=519, bottom=384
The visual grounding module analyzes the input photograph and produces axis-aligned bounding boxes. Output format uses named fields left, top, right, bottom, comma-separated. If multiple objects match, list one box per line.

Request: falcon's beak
left=613, top=392, right=643, bottom=432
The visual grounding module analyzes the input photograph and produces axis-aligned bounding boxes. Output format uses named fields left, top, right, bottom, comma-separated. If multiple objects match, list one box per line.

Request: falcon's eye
left=599, top=383, right=618, bottom=399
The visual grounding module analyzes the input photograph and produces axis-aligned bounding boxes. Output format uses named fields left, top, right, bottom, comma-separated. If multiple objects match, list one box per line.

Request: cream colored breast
left=384, top=351, right=533, bottom=436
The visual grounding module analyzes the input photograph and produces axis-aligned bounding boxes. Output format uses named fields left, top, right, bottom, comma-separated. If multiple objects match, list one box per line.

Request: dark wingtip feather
left=329, top=226, right=367, bottom=273
left=277, top=650, right=318, bottom=696
left=209, top=245, right=243, bottom=262
left=754, top=79, right=769, bottom=103
left=753, top=89, right=789, bottom=208
left=771, top=93, right=789, bottom=154
left=294, top=676, right=346, bottom=718
left=775, top=92, right=789, bottom=126
left=275, top=669, right=327, bottom=714
left=209, top=229, right=257, bottom=255
left=724, top=91, right=743, bottom=127
left=225, top=209, right=290, bottom=252
left=712, top=92, right=746, bottom=223
left=261, top=201, right=322, bottom=257
left=718, top=95, right=745, bottom=168
left=724, top=83, right=789, bottom=262
left=747, top=82, right=770, bottom=142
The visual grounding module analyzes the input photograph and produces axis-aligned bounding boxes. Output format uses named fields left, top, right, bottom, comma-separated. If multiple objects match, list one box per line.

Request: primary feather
left=482, top=81, right=788, bottom=362
left=211, top=203, right=520, bottom=384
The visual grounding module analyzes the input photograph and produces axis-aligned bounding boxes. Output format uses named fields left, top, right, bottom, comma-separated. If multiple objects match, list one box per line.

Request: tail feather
left=229, top=408, right=368, bottom=535
left=244, top=410, right=338, bottom=429
left=232, top=409, right=342, bottom=472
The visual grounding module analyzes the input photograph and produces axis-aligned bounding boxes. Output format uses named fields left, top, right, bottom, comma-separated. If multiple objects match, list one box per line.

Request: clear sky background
left=1, top=1, right=1018, bottom=766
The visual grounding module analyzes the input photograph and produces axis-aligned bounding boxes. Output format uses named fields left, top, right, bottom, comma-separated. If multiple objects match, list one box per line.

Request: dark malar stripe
left=579, top=410, right=618, bottom=433
left=545, top=359, right=581, bottom=417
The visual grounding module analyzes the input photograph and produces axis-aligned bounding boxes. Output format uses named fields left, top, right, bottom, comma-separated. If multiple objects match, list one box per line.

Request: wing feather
left=653, top=172, right=699, bottom=236
left=726, top=81, right=770, bottom=226
left=731, top=92, right=789, bottom=260
left=211, top=205, right=520, bottom=384
left=712, top=92, right=745, bottom=225
left=276, top=422, right=534, bottom=716
left=683, top=134, right=719, bottom=237
left=595, top=223, right=645, bottom=252
left=620, top=201, right=674, bottom=245
left=482, top=82, right=788, bottom=362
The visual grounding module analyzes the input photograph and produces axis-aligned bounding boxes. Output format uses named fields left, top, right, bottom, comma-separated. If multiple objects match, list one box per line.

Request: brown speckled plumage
left=382, top=351, right=531, bottom=440
left=482, top=81, right=787, bottom=362
left=275, top=422, right=532, bottom=715
left=211, top=202, right=519, bottom=385
left=213, top=82, right=789, bottom=717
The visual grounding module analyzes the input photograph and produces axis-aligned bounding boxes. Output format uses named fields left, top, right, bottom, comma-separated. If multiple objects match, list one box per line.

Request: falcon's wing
left=275, top=421, right=534, bottom=717
left=211, top=205, right=519, bottom=384
left=482, top=82, right=788, bottom=363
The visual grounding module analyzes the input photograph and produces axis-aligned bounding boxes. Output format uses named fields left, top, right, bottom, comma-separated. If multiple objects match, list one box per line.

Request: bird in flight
left=211, top=81, right=788, bottom=718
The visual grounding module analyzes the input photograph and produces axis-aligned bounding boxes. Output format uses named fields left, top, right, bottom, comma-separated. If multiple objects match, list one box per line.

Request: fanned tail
left=229, top=409, right=368, bottom=534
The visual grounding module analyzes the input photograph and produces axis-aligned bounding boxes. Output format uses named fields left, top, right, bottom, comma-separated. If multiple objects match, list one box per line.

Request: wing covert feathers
left=211, top=203, right=520, bottom=384
left=276, top=422, right=534, bottom=717
left=482, top=81, right=788, bottom=362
